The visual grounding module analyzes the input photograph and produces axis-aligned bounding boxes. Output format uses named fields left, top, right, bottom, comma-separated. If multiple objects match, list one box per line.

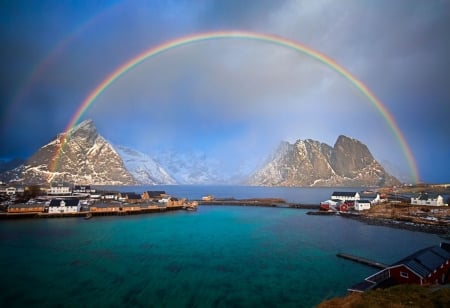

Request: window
left=400, top=272, right=409, bottom=278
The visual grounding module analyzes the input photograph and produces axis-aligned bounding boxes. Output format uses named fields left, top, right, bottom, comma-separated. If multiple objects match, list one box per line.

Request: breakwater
left=336, top=252, right=388, bottom=269
left=198, top=198, right=318, bottom=209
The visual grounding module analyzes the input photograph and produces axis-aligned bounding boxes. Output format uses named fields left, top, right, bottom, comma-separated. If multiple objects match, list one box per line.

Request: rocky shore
left=340, top=212, right=449, bottom=235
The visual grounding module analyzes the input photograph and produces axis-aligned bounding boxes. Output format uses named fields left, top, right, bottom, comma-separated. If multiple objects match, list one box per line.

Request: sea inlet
left=0, top=186, right=443, bottom=307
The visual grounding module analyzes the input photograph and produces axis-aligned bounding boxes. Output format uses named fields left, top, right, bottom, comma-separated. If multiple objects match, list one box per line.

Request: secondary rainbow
left=51, top=30, right=420, bottom=183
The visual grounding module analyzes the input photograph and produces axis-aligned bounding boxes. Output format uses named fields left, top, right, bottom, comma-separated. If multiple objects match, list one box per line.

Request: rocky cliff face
left=14, top=120, right=137, bottom=185
left=154, top=150, right=226, bottom=184
left=1, top=121, right=400, bottom=187
left=114, top=145, right=177, bottom=185
left=248, top=135, right=400, bottom=187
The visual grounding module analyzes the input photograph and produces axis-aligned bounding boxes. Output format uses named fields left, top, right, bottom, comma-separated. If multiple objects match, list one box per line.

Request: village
left=0, top=182, right=198, bottom=218
left=317, top=190, right=450, bottom=294
left=1, top=181, right=449, bottom=224
left=314, top=189, right=450, bottom=235
left=320, top=190, right=449, bottom=212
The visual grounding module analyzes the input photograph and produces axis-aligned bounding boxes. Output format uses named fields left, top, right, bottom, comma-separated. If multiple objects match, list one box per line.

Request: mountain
left=1, top=121, right=401, bottom=187
left=1, top=120, right=179, bottom=185
left=0, top=158, right=25, bottom=173
left=7, top=120, right=137, bottom=185
left=154, top=150, right=227, bottom=184
left=114, top=145, right=177, bottom=185
left=248, top=135, right=400, bottom=187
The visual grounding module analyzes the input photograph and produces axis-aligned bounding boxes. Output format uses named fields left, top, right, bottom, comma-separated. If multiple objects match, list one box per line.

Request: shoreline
left=339, top=212, right=449, bottom=235
left=1, top=199, right=448, bottom=237
left=0, top=205, right=185, bottom=219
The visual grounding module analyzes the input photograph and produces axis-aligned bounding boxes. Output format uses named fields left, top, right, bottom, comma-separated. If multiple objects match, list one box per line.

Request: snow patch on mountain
left=114, top=145, right=177, bottom=185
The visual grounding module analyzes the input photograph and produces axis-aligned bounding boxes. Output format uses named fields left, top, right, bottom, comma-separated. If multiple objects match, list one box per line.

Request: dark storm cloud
left=0, top=0, right=449, bottom=182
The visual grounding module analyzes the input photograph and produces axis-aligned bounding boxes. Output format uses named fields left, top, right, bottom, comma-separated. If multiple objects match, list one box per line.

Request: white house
left=48, top=199, right=80, bottom=213
left=48, top=183, right=72, bottom=195
left=6, top=187, right=16, bottom=195
left=73, top=185, right=95, bottom=194
left=354, top=199, right=371, bottom=211
left=360, top=190, right=385, bottom=204
left=411, top=193, right=447, bottom=206
left=331, top=191, right=360, bottom=202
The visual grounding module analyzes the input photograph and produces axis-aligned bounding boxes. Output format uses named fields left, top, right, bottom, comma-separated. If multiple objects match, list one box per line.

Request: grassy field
left=318, top=284, right=450, bottom=308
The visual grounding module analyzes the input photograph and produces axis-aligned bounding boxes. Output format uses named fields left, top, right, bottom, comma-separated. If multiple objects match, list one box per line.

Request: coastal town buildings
left=7, top=203, right=45, bottom=213
left=100, top=191, right=119, bottom=200
left=142, top=191, right=166, bottom=200
left=361, top=192, right=385, bottom=204
left=124, top=193, right=142, bottom=203
left=331, top=191, right=360, bottom=202
left=411, top=193, right=448, bottom=206
left=354, top=200, right=371, bottom=211
left=73, top=185, right=95, bottom=194
left=90, top=203, right=120, bottom=213
left=48, top=199, right=80, bottom=213
left=349, top=242, right=450, bottom=292
left=5, top=186, right=17, bottom=195
left=47, top=183, right=71, bottom=195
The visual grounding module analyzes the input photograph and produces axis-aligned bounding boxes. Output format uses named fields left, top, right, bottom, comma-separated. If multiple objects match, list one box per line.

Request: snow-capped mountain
left=1, top=120, right=401, bottom=187
left=248, top=135, right=400, bottom=187
left=1, top=120, right=177, bottom=185
left=114, top=145, right=177, bottom=185
left=10, top=120, right=137, bottom=185
left=154, top=150, right=229, bottom=184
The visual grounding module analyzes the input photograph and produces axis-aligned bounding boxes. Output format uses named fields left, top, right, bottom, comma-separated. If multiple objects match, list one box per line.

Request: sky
left=0, top=0, right=449, bottom=183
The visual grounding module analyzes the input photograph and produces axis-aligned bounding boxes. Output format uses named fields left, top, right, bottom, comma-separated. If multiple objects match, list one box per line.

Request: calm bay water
left=0, top=186, right=443, bottom=307
left=102, top=185, right=364, bottom=204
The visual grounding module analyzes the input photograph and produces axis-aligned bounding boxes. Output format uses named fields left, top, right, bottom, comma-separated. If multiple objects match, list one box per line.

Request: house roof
left=8, top=203, right=44, bottom=209
left=126, top=193, right=142, bottom=200
left=415, top=193, right=441, bottom=200
left=74, top=185, right=91, bottom=190
left=50, top=182, right=71, bottom=188
left=332, top=192, right=358, bottom=197
left=144, top=191, right=166, bottom=197
left=101, top=191, right=119, bottom=195
left=392, top=244, right=450, bottom=278
left=360, top=193, right=379, bottom=199
left=356, top=200, right=371, bottom=204
left=49, top=199, right=80, bottom=207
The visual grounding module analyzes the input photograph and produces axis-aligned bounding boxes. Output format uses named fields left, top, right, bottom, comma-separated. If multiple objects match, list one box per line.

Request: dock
left=198, top=198, right=318, bottom=209
left=337, top=253, right=388, bottom=269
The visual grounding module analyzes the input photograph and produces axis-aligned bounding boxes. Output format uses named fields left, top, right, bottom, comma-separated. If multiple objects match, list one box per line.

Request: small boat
left=84, top=212, right=93, bottom=220
left=183, top=201, right=198, bottom=211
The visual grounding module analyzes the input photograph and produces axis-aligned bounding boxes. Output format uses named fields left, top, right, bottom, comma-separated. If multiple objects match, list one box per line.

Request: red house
left=349, top=242, right=450, bottom=292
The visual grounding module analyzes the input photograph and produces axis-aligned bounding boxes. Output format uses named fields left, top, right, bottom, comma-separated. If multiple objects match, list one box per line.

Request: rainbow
left=51, top=30, right=420, bottom=183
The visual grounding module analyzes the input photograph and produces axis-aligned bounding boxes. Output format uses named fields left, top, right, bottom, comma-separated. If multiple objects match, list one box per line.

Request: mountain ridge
left=1, top=120, right=401, bottom=187
left=248, top=135, right=400, bottom=187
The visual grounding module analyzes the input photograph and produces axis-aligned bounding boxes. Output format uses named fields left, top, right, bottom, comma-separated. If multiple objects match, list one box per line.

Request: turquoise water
left=0, top=204, right=441, bottom=307
left=99, top=185, right=363, bottom=204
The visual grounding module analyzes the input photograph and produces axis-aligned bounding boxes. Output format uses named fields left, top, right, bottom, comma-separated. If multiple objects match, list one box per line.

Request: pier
left=337, top=253, right=388, bottom=269
left=198, top=198, right=318, bottom=209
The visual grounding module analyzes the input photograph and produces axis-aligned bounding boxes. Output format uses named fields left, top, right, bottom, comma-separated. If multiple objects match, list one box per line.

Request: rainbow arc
left=50, top=31, right=420, bottom=183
